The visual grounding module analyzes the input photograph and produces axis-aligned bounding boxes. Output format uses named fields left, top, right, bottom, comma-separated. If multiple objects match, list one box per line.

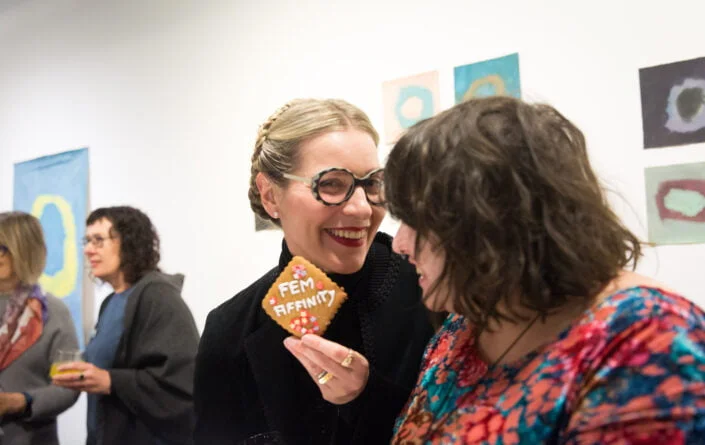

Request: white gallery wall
left=1, top=0, right=704, bottom=442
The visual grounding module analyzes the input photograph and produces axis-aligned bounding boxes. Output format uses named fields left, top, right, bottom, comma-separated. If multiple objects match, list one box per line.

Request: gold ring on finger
left=316, top=370, right=333, bottom=385
left=340, top=348, right=354, bottom=368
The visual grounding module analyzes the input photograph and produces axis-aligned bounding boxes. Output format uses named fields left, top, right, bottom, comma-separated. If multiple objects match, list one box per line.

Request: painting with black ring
left=639, top=56, right=705, bottom=149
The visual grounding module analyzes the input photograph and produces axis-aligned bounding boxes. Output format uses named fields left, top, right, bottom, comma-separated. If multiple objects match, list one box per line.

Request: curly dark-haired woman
left=386, top=97, right=705, bottom=443
left=52, top=206, right=200, bottom=445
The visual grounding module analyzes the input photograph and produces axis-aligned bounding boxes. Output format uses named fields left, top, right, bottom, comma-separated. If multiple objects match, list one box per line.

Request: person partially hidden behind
left=386, top=96, right=705, bottom=443
left=53, top=206, right=200, bottom=445
left=0, top=211, right=79, bottom=445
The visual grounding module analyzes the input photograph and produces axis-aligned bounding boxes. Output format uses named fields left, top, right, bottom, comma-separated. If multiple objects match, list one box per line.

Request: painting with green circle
left=645, top=161, right=705, bottom=245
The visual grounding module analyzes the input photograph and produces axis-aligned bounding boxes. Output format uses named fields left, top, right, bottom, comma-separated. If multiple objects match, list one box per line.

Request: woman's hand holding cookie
left=284, top=334, right=369, bottom=405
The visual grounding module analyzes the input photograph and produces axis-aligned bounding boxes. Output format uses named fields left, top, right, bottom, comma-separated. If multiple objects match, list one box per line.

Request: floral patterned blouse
left=392, top=287, right=705, bottom=444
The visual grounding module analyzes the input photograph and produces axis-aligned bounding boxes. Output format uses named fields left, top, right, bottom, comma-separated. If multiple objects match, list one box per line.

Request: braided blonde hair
left=249, top=98, right=379, bottom=226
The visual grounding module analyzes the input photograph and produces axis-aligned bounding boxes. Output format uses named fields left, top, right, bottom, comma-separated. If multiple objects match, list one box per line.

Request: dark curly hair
left=86, top=206, right=160, bottom=285
left=385, top=96, right=642, bottom=331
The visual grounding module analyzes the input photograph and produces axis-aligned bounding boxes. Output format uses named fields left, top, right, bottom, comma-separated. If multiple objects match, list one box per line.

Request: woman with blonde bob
left=194, top=99, right=433, bottom=444
left=386, top=97, right=705, bottom=443
left=0, top=211, right=79, bottom=445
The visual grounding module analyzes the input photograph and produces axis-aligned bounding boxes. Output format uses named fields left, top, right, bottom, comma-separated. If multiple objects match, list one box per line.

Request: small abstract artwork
left=454, top=53, right=521, bottom=104
left=639, top=56, right=705, bottom=149
left=255, top=214, right=278, bottom=232
left=382, top=70, right=440, bottom=144
left=644, top=162, right=705, bottom=245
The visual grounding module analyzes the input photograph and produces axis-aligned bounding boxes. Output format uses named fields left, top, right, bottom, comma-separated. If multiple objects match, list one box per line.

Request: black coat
left=194, top=233, right=434, bottom=445
left=91, top=271, right=200, bottom=445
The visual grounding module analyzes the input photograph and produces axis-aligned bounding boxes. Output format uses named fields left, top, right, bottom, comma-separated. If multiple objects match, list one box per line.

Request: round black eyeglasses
left=282, top=167, right=385, bottom=206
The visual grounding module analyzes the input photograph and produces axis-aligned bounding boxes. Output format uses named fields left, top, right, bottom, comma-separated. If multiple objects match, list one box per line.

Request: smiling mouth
left=324, top=228, right=370, bottom=248
left=325, top=228, right=368, bottom=240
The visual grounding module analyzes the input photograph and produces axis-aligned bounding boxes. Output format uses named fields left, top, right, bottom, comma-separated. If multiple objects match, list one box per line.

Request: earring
left=272, top=212, right=279, bottom=219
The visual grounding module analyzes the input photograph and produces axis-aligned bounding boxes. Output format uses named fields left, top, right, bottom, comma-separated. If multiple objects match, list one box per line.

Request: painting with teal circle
left=13, top=148, right=89, bottom=347
left=454, top=53, right=521, bottom=104
left=382, top=70, right=440, bottom=144
left=395, top=85, right=435, bottom=128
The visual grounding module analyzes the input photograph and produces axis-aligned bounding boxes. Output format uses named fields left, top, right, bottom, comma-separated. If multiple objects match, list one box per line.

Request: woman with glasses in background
left=194, top=99, right=434, bottom=445
left=0, top=211, right=79, bottom=445
left=52, top=206, right=200, bottom=445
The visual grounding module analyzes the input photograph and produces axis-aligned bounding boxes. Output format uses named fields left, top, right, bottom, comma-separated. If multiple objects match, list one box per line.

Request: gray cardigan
left=0, top=293, right=80, bottom=445
left=93, top=271, right=199, bottom=445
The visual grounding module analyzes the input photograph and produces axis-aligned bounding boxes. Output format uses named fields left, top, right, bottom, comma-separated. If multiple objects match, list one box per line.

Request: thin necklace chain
left=490, top=313, right=542, bottom=368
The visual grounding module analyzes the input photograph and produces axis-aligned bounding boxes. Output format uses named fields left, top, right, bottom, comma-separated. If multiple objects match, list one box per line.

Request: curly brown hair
left=86, top=206, right=160, bottom=285
left=385, top=96, right=641, bottom=330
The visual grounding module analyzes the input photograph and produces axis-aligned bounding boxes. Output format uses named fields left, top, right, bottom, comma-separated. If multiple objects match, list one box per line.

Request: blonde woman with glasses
left=0, top=211, right=79, bottom=445
left=194, top=99, right=434, bottom=444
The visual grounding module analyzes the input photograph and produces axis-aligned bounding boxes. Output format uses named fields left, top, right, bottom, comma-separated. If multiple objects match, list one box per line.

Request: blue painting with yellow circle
left=13, top=148, right=89, bottom=347
left=454, top=53, right=521, bottom=104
